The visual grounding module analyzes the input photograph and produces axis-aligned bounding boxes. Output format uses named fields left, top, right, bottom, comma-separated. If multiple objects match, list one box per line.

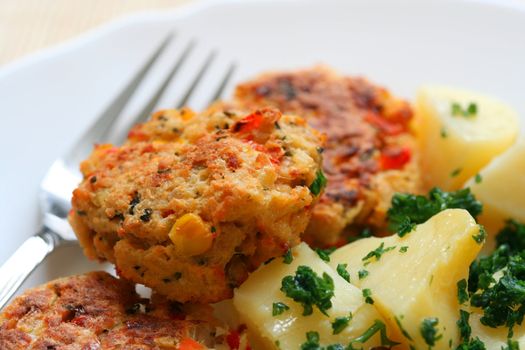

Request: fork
left=0, top=32, right=237, bottom=310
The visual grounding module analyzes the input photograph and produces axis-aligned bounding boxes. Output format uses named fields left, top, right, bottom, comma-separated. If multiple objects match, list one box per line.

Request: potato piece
left=329, top=209, right=483, bottom=350
left=466, top=140, right=525, bottom=247
left=415, top=86, right=519, bottom=190
left=233, top=243, right=384, bottom=349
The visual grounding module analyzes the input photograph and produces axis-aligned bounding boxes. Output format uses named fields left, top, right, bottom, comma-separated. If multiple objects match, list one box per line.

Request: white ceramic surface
left=1, top=0, right=524, bottom=295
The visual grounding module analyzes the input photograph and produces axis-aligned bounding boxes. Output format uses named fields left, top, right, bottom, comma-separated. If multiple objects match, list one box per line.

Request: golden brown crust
left=0, top=272, right=229, bottom=349
left=232, top=66, right=422, bottom=245
left=70, top=107, right=324, bottom=303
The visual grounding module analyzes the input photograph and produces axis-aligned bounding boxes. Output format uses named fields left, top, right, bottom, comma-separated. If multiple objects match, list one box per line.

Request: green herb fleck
left=472, top=225, right=487, bottom=244
left=387, top=187, right=482, bottom=237
left=501, top=339, right=520, bottom=350
left=451, top=102, right=478, bottom=118
left=362, top=288, right=374, bottom=304
left=281, top=265, right=334, bottom=316
left=451, top=168, right=463, bottom=177
left=309, top=170, right=328, bottom=196
left=400, top=246, right=409, bottom=253
left=283, top=249, right=293, bottom=264
left=300, top=331, right=321, bottom=350
left=475, top=173, right=482, bottom=184
left=362, top=242, right=396, bottom=265
left=457, top=279, right=469, bottom=304
left=315, top=248, right=335, bottom=262
left=336, top=263, right=350, bottom=283
left=350, top=320, right=399, bottom=347
left=272, top=302, right=290, bottom=316
left=394, top=315, right=413, bottom=341
left=440, top=127, right=448, bottom=138
left=358, top=269, right=369, bottom=280
left=420, top=317, right=443, bottom=347
left=332, top=313, right=353, bottom=335
left=457, top=309, right=471, bottom=341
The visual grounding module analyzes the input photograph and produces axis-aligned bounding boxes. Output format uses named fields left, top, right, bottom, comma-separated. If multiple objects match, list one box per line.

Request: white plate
left=1, top=0, right=524, bottom=295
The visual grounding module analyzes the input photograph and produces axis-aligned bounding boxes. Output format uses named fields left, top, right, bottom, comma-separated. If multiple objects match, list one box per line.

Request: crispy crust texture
left=232, top=66, right=422, bottom=245
left=0, top=272, right=231, bottom=349
left=70, top=107, right=324, bottom=303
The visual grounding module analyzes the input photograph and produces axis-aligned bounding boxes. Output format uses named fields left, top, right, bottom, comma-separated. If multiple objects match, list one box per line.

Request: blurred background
left=0, top=0, right=190, bottom=66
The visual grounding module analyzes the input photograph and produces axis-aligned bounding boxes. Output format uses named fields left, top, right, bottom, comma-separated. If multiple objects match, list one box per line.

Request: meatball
left=0, top=272, right=238, bottom=349
left=70, top=107, right=324, bottom=303
left=231, top=66, right=422, bottom=246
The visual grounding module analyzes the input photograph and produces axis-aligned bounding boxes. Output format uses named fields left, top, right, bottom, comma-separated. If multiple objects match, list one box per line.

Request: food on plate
left=466, top=140, right=525, bottom=241
left=229, top=66, right=421, bottom=246
left=329, top=209, right=483, bottom=349
left=415, top=85, right=519, bottom=191
left=69, top=107, right=324, bottom=303
left=0, top=271, right=242, bottom=350
left=233, top=243, right=388, bottom=350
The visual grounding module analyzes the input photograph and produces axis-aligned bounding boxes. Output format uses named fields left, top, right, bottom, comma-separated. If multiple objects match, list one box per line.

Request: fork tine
left=207, top=62, right=237, bottom=105
left=65, top=32, right=175, bottom=164
left=129, top=40, right=195, bottom=126
left=175, top=51, right=217, bottom=108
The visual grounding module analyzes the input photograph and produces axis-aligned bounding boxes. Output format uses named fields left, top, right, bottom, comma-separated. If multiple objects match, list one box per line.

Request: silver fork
left=0, top=32, right=237, bottom=309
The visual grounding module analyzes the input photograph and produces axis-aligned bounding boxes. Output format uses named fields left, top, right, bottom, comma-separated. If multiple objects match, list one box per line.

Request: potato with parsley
left=466, top=140, right=525, bottom=241
left=233, top=243, right=391, bottom=350
left=329, top=209, right=484, bottom=350
left=415, top=86, right=519, bottom=190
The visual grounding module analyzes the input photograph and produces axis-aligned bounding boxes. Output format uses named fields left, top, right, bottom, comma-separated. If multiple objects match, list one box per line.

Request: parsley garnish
left=420, top=317, right=443, bottom=348
left=457, top=279, right=469, bottom=304
left=362, top=242, right=396, bottom=265
left=283, top=249, right=293, bottom=264
left=457, top=309, right=471, bottom=341
left=349, top=320, right=399, bottom=348
left=475, top=173, right=482, bottom=184
left=300, top=331, right=322, bottom=350
left=332, top=313, right=353, bottom=335
left=281, top=265, right=334, bottom=316
left=362, top=288, right=374, bottom=304
left=358, top=269, right=369, bottom=280
left=501, top=339, right=520, bottom=350
left=309, top=170, right=328, bottom=196
left=472, top=225, right=486, bottom=244
left=456, top=337, right=486, bottom=350
left=468, top=220, right=525, bottom=337
left=451, top=168, right=463, bottom=177
left=394, top=315, right=413, bottom=341
left=387, top=187, right=482, bottom=237
left=272, top=302, right=290, bottom=316
left=399, top=246, right=409, bottom=253
left=316, top=248, right=335, bottom=262
left=451, top=102, right=478, bottom=118
left=336, top=263, right=350, bottom=283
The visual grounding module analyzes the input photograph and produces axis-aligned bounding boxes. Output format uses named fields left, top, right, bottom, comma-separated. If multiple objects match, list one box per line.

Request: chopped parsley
left=300, top=331, right=322, bottom=350
left=362, top=242, right=396, bottom=265
left=272, top=302, right=290, bottom=316
left=310, top=170, right=328, bottom=196
left=349, top=320, right=399, bottom=348
left=456, top=337, right=487, bottom=350
left=399, top=246, right=409, bottom=253
left=281, top=265, right=334, bottom=316
left=331, top=313, right=353, bottom=335
left=472, top=225, right=487, bottom=244
left=457, top=309, right=472, bottom=341
left=358, top=269, right=369, bottom=280
left=502, top=339, right=520, bottom=350
left=387, top=187, right=482, bottom=237
left=420, top=317, right=443, bottom=348
left=451, top=102, right=478, bottom=118
left=315, top=248, right=335, bottom=262
left=283, top=249, right=293, bottom=264
left=475, top=173, right=483, bottom=184
left=457, top=279, right=469, bottom=304
left=467, top=220, right=525, bottom=337
left=362, top=288, right=374, bottom=304
left=336, top=263, right=350, bottom=283
left=450, top=168, right=463, bottom=177
left=394, top=315, right=413, bottom=341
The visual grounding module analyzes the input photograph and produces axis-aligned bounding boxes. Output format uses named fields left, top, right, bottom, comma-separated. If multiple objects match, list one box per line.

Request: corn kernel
left=169, top=213, right=214, bottom=257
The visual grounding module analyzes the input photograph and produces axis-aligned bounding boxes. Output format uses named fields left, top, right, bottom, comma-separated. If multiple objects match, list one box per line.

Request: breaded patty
left=70, top=107, right=324, bottom=303
left=0, top=272, right=239, bottom=349
left=231, top=66, right=421, bottom=245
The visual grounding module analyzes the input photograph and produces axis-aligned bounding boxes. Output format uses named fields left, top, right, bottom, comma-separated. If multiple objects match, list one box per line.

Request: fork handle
left=0, top=229, right=60, bottom=310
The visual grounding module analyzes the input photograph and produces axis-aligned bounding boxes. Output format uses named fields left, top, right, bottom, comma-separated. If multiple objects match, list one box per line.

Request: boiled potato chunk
left=466, top=140, right=525, bottom=245
left=234, top=243, right=384, bottom=350
left=416, top=86, right=519, bottom=190
left=330, top=209, right=483, bottom=350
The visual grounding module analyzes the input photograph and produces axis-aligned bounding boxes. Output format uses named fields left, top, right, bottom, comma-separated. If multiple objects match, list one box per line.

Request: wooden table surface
left=0, top=0, right=191, bottom=67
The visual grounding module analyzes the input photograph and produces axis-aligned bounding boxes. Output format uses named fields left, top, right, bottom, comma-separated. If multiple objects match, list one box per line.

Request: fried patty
left=0, top=272, right=237, bottom=349
left=70, top=107, right=324, bottom=303
left=231, top=66, right=421, bottom=245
